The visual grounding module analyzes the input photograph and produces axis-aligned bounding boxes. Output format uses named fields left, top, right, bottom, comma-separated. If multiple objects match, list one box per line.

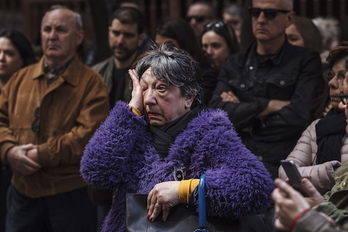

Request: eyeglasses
left=248, top=7, right=291, bottom=20
left=327, top=73, right=334, bottom=81
left=31, top=107, right=40, bottom=133
left=205, top=21, right=226, bottom=29
left=339, top=93, right=348, bottom=105
left=186, top=15, right=210, bottom=23
left=327, top=70, right=347, bottom=81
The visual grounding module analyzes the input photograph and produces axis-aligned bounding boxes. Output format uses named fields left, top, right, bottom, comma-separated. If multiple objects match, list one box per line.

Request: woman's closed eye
left=140, top=84, right=148, bottom=91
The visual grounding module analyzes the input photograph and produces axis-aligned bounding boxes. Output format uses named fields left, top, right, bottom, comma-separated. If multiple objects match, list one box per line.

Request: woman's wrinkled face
left=0, top=37, right=23, bottom=80
left=285, top=24, right=304, bottom=47
left=140, top=68, right=194, bottom=128
left=328, top=58, right=346, bottom=108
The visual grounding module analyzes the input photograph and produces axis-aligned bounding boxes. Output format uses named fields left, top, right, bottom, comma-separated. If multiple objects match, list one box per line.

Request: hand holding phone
left=280, top=160, right=309, bottom=197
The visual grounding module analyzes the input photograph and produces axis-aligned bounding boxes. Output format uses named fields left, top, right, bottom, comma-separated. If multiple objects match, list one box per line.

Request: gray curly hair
left=134, top=43, right=203, bottom=105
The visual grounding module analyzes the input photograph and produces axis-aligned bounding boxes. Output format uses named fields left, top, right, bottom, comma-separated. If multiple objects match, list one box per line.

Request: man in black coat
left=209, top=0, right=324, bottom=179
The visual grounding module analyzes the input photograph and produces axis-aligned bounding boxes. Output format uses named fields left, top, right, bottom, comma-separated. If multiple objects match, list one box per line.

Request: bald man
left=0, top=5, right=109, bottom=232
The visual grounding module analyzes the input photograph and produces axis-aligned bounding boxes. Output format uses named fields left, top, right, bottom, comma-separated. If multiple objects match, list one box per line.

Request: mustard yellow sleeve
left=128, top=105, right=142, bottom=116
left=178, top=179, right=199, bottom=203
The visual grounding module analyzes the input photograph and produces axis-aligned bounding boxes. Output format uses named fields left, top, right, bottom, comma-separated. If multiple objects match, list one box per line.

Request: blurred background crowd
left=0, top=0, right=347, bottom=65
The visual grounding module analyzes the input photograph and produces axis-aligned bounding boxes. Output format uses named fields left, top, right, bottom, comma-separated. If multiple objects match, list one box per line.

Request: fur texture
left=80, top=101, right=274, bottom=232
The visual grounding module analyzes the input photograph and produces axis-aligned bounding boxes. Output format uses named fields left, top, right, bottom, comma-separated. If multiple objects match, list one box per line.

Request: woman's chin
left=148, top=120, right=165, bottom=128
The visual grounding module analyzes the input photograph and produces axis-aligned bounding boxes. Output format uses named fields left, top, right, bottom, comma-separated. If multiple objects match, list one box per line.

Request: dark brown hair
left=292, top=16, right=322, bottom=53
left=326, top=42, right=348, bottom=69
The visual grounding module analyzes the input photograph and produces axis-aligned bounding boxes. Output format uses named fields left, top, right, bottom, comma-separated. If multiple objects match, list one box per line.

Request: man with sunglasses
left=186, top=1, right=216, bottom=39
left=210, top=0, right=324, bottom=179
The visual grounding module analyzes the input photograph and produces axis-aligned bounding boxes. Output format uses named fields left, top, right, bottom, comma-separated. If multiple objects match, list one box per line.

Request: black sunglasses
left=205, top=21, right=226, bottom=29
left=186, top=15, right=210, bottom=23
left=339, top=94, right=348, bottom=105
left=248, top=7, right=290, bottom=20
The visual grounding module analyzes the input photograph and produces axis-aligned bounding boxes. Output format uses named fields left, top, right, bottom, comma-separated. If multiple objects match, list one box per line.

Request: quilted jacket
left=279, top=119, right=348, bottom=194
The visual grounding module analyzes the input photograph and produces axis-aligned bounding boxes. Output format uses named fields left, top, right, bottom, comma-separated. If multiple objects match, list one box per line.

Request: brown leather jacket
left=0, top=56, right=109, bottom=198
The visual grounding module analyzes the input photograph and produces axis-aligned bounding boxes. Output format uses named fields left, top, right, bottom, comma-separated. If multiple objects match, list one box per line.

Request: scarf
left=315, top=108, right=346, bottom=164
left=150, top=106, right=203, bottom=159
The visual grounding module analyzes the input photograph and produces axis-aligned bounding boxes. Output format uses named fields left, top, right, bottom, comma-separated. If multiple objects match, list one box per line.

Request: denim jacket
left=209, top=40, right=324, bottom=177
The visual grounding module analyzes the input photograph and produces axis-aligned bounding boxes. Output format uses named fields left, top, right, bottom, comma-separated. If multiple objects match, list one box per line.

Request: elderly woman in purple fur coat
left=80, top=44, right=274, bottom=232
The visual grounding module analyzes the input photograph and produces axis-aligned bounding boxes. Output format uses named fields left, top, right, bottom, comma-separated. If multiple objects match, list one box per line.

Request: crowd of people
left=1, top=0, right=348, bottom=232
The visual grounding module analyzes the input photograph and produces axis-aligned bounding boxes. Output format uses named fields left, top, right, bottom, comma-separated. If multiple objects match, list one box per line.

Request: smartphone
left=280, top=160, right=309, bottom=197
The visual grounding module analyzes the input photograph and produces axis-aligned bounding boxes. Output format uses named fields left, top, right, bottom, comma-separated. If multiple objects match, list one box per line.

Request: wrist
left=4, top=146, right=15, bottom=163
left=128, top=105, right=142, bottom=116
left=178, top=179, right=199, bottom=203
left=1, top=143, right=16, bottom=163
left=289, top=208, right=311, bottom=232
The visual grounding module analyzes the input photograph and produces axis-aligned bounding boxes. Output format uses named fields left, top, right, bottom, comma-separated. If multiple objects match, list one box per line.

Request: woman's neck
left=0, top=75, right=11, bottom=90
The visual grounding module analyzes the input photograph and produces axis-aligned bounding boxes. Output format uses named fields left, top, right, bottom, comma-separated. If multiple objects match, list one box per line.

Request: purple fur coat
left=80, top=101, right=274, bottom=232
